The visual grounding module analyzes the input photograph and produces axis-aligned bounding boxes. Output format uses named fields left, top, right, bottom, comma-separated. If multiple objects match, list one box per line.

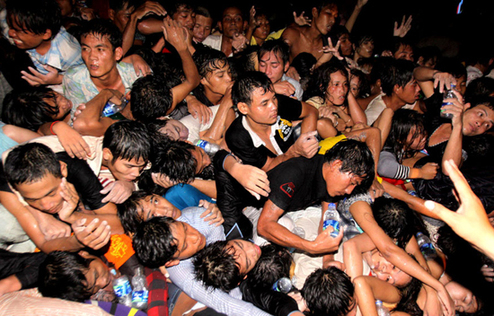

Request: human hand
left=286, top=67, right=300, bottom=82
left=368, top=178, right=384, bottom=201
left=133, top=1, right=166, bottom=20
left=249, top=6, right=257, bottom=29
left=159, top=266, right=171, bottom=282
left=100, top=180, right=135, bottom=204
left=128, top=54, right=152, bottom=76
left=393, top=15, right=412, bottom=37
left=73, top=218, right=112, bottom=250
left=318, top=106, right=337, bottom=124
left=273, top=81, right=296, bottom=97
left=419, top=162, right=439, bottom=180
left=425, top=160, right=494, bottom=255
left=21, top=65, right=62, bottom=86
left=423, top=287, right=444, bottom=316
left=232, top=33, right=248, bottom=52
left=320, top=38, right=343, bottom=60
left=435, top=285, right=455, bottom=316
left=356, top=0, right=369, bottom=9
left=52, top=121, right=90, bottom=159
left=481, top=264, right=494, bottom=282
left=58, top=178, right=81, bottom=223
left=162, top=16, right=188, bottom=52
left=230, top=162, right=270, bottom=200
left=293, top=11, right=311, bottom=26
left=187, top=96, right=213, bottom=124
left=293, top=130, right=319, bottom=159
left=152, top=173, right=177, bottom=189
left=287, top=292, right=308, bottom=312
left=38, top=212, right=71, bottom=240
left=199, top=200, right=224, bottom=226
left=441, top=90, right=467, bottom=129
left=432, top=71, right=456, bottom=94
left=310, top=225, right=343, bottom=254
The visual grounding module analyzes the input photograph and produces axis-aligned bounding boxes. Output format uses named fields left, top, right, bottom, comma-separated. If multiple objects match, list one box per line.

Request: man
left=282, top=1, right=338, bottom=62
left=192, top=6, right=213, bottom=43
left=258, top=39, right=303, bottom=100
left=202, top=6, right=248, bottom=57
left=257, top=140, right=374, bottom=255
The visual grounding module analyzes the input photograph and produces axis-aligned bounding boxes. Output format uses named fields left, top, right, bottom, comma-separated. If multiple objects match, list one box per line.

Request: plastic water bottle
left=102, top=96, right=129, bottom=117
left=376, top=300, right=390, bottom=316
left=440, top=84, right=456, bottom=119
left=111, top=269, right=132, bottom=307
left=322, top=203, right=340, bottom=237
left=272, top=277, right=292, bottom=293
left=194, top=139, right=220, bottom=155
left=131, top=267, right=149, bottom=309
left=416, top=232, right=437, bottom=260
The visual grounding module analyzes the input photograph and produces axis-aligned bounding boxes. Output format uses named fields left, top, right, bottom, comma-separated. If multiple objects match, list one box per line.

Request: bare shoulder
left=282, top=25, right=302, bottom=42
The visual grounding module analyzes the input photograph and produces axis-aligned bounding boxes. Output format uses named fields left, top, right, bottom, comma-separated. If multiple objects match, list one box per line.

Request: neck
left=305, top=25, right=323, bottom=42
left=92, top=66, right=122, bottom=91
left=244, top=115, right=272, bottom=136
left=204, top=89, right=223, bottom=105
left=382, top=95, right=405, bottom=111
left=35, top=40, right=52, bottom=55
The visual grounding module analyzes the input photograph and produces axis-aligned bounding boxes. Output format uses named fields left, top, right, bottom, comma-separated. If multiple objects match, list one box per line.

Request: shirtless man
left=282, top=1, right=338, bottom=62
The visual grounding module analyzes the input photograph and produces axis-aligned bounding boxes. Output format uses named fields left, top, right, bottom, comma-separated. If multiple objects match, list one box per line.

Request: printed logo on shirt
left=280, top=182, right=295, bottom=197
left=277, top=118, right=293, bottom=141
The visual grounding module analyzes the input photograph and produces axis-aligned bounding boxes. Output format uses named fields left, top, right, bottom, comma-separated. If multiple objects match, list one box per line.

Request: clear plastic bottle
left=131, top=267, right=149, bottom=310
left=111, top=269, right=132, bottom=307
left=440, top=84, right=456, bottom=119
left=416, top=232, right=437, bottom=260
left=272, top=277, right=292, bottom=293
left=194, top=139, right=220, bottom=155
left=376, top=300, right=390, bottom=316
left=102, top=96, right=129, bottom=117
left=322, top=203, right=340, bottom=237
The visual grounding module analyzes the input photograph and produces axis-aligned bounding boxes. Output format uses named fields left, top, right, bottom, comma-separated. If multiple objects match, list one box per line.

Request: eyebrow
left=233, top=241, right=250, bottom=271
left=23, top=186, right=58, bottom=201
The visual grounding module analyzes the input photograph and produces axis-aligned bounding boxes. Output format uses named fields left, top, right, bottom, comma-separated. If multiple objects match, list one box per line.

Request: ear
left=165, top=259, right=180, bottom=268
left=284, top=61, right=290, bottom=73
left=60, top=161, right=68, bottom=178
left=218, top=21, right=223, bottom=32
left=329, top=159, right=343, bottom=171
left=108, top=9, right=116, bottom=21
left=311, top=7, right=318, bottom=19
left=42, top=29, right=52, bottom=41
left=464, top=102, right=471, bottom=110
left=102, top=147, right=113, bottom=162
left=114, top=47, right=123, bottom=61
left=393, top=83, right=401, bottom=94
left=237, top=102, right=249, bottom=115
left=200, top=76, right=208, bottom=87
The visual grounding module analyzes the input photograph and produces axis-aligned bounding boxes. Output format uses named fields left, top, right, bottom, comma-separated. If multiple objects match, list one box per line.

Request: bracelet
left=50, top=121, right=61, bottom=135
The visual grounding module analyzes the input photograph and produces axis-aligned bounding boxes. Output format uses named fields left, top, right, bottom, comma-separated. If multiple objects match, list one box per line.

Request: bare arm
left=201, top=85, right=235, bottom=142
left=2, top=124, right=40, bottom=143
left=344, top=0, right=368, bottom=33
left=72, top=89, right=118, bottom=136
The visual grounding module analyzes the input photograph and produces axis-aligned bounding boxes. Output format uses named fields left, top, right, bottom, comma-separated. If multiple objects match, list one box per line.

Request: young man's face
left=226, top=239, right=261, bottom=275
left=445, top=281, right=479, bottom=313
left=326, top=71, right=349, bottom=106
left=193, top=14, right=213, bottom=43
left=349, top=74, right=360, bottom=98
left=136, top=194, right=181, bottom=221
left=191, top=146, right=211, bottom=175
left=239, top=86, right=278, bottom=126
left=15, top=173, right=64, bottom=214
left=44, top=92, right=73, bottom=120
left=81, top=34, right=122, bottom=79
left=160, top=119, right=189, bottom=141
left=312, top=4, right=338, bottom=36
left=355, top=39, right=374, bottom=58
left=170, top=221, right=207, bottom=261
left=106, top=154, right=147, bottom=182
left=395, top=78, right=420, bottom=105
left=81, top=252, right=114, bottom=294
left=259, top=51, right=287, bottom=84
left=462, top=104, right=494, bottom=136
left=172, top=5, right=195, bottom=34
left=111, top=2, right=135, bottom=32
left=339, top=33, right=352, bottom=57
left=7, top=17, right=49, bottom=50
left=200, top=60, right=232, bottom=96
left=56, top=0, right=75, bottom=18
left=219, top=7, right=244, bottom=39
left=253, top=15, right=270, bottom=40
left=322, top=160, right=365, bottom=197
left=394, top=44, right=414, bottom=62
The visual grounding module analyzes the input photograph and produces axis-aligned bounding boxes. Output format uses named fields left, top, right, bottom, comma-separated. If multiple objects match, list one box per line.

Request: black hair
left=435, top=57, right=467, bottom=81
left=193, top=240, right=241, bottom=293
left=168, top=1, right=194, bottom=17
left=290, top=52, right=316, bottom=81
left=469, top=95, right=494, bottom=112
left=381, top=59, right=416, bottom=96
left=465, top=77, right=494, bottom=103
left=131, top=74, right=174, bottom=123
left=117, top=190, right=151, bottom=235
left=2, top=87, right=61, bottom=131
left=38, top=251, right=94, bottom=302
left=323, top=139, right=375, bottom=193
left=232, top=71, right=273, bottom=109
left=416, top=45, right=441, bottom=67
left=302, top=267, right=354, bottom=316
left=258, top=39, right=290, bottom=67
left=390, top=37, right=414, bottom=55
left=102, top=120, right=151, bottom=164
left=352, top=33, right=374, bottom=51
left=4, top=143, right=61, bottom=187
left=7, top=0, right=62, bottom=39
left=372, top=197, right=425, bottom=249
left=369, top=57, right=394, bottom=86
left=328, top=25, right=350, bottom=47
left=246, top=244, right=292, bottom=290
left=133, top=216, right=177, bottom=268
left=195, top=6, right=212, bottom=19
left=383, top=109, right=426, bottom=162
left=303, top=59, right=348, bottom=101
left=228, top=45, right=259, bottom=81
left=312, top=0, right=338, bottom=15
left=350, top=68, right=371, bottom=99
left=148, top=140, right=197, bottom=184
left=193, top=47, right=229, bottom=79
left=80, top=18, right=122, bottom=50
left=109, top=0, right=137, bottom=12
left=393, top=274, right=423, bottom=316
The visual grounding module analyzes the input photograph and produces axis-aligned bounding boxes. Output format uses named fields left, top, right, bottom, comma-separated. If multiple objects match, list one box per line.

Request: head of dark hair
left=394, top=255, right=423, bottom=315
left=303, top=60, right=348, bottom=100
left=391, top=37, right=414, bottom=55
left=109, top=0, right=137, bottom=12
left=465, top=77, right=494, bottom=103
left=130, top=74, right=174, bottom=123
left=149, top=140, right=197, bottom=184
left=2, top=87, right=61, bottom=131
left=435, top=57, right=467, bottom=80
left=372, top=197, right=425, bottom=249
left=193, top=240, right=241, bottom=293
left=7, top=0, right=61, bottom=38
left=232, top=71, right=273, bottom=109
left=381, top=59, right=416, bottom=96
left=102, top=120, right=151, bottom=163
left=193, top=46, right=229, bottom=79
left=168, top=2, right=194, bottom=17
left=133, top=216, right=177, bottom=268
left=117, top=190, right=151, bottom=235
left=369, top=57, right=394, bottom=86
left=38, top=251, right=93, bottom=302
left=352, top=33, right=374, bottom=51
left=258, top=39, right=290, bottom=67
left=350, top=68, right=371, bottom=99
left=312, top=0, right=338, bottom=15
left=416, top=46, right=441, bottom=67
left=246, top=244, right=292, bottom=290
left=469, top=95, right=494, bottom=113
left=323, top=139, right=375, bottom=193
left=195, top=6, right=212, bottom=19
left=290, top=52, right=317, bottom=80
left=328, top=25, right=350, bottom=47
left=80, top=18, right=122, bottom=50
left=4, top=143, right=61, bottom=187
left=383, top=109, right=426, bottom=160
left=302, top=267, right=355, bottom=316
left=228, top=45, right=259, bottom=80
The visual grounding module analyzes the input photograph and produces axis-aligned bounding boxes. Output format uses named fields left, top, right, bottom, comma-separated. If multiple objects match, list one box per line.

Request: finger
left=101, top=188, right=117, bottom=203
left=100, top=183, right=114, bottom=195
left=200, top=208, right=212, bottom=219
left=247, top=188, right=261, bottom=200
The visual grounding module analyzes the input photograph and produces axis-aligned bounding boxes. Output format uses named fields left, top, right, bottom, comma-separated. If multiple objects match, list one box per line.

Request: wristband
left=50, top=121, right=61, bottom=135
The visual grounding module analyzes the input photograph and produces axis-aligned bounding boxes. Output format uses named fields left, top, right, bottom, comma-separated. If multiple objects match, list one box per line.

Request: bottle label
left=420, top=242, right=435, bottom=251
left=102, top=102, right=118, bottom=117
left=132, top=290, right=149, bottom=303
left=195, top=139, right=207, bottom=149
left=113, top=281, right=132, bottom=297
left=323, top=219, right=340, bottom=237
